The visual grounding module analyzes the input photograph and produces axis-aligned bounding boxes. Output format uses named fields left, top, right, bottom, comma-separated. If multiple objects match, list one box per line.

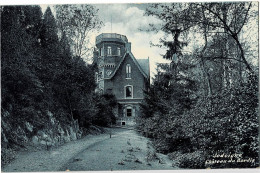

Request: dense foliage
left=137, top=2, right=259, bottom=169
left=1, top=5, right=115, bottom=166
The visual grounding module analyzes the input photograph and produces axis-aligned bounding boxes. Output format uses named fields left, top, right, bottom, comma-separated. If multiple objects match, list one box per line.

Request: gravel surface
left=2, top=128, right=176, bottom=172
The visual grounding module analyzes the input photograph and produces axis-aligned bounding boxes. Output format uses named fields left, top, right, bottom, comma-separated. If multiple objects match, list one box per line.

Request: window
left=127, top=108, right=132, bottom=117
left=117, top=47, right=121, bottom=56
left=100, top=47, right=104, bottom=56
left=107, top=46, right=112, bottom=55
left=126, top=64, right=131, bottom=78
left=125, top=85, right=133, bottom=98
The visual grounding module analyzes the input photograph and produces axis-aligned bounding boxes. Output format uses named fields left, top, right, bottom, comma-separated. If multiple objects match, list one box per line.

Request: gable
left=108, top=52, right=149, bottom=79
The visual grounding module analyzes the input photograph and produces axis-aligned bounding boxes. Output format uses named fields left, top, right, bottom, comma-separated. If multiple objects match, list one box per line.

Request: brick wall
left=105, top=54, right=146, bottom=100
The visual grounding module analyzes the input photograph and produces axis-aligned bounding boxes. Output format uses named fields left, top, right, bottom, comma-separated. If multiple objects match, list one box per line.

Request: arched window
left=123, top=105, right=135, bottom=117
left=125, top=85, right=133, bottom=98
left=126, top=64, right=131, bottom=78
left=107, top=46, right=112, bottom=55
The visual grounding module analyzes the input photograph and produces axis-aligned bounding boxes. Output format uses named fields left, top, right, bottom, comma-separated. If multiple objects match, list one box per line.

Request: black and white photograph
left=1, top=0, right=259, bottom=172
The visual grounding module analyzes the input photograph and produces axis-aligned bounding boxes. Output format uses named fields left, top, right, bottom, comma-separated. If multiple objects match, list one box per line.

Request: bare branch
left=235, top=2, right=252, bottom=34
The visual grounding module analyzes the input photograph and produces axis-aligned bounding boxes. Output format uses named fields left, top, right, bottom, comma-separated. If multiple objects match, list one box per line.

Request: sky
left=40, top=3, right=171, bottom=79
left=92, top=3, right=171, bottom=75
left=3, top=0, right=259, bottom=79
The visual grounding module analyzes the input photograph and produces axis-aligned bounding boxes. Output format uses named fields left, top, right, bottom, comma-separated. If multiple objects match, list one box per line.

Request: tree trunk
left=201, top=59, right=213, bottom=96
left=200, top=8, right=213, bottom=97
left=233, top=34, right=255, bottom=75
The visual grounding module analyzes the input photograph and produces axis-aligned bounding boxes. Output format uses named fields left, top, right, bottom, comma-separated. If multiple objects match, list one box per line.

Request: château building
left=93, top=33, right=150, bottom=126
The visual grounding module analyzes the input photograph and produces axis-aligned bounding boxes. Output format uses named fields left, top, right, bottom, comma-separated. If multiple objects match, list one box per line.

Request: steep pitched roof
left=108, top=52, right=149, bottom=79
left=137, top=59, right=150, bottom=77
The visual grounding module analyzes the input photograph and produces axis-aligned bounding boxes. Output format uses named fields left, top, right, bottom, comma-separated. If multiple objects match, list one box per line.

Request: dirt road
left=3, top=128, right=176, bottom=172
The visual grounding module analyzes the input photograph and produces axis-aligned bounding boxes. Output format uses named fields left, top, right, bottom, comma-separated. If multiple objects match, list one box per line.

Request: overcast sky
left=92, top=3, right=171, bottom=76
left=40, top=3, right=171, bottom=78
left=26, top=1, right=260, bottom=79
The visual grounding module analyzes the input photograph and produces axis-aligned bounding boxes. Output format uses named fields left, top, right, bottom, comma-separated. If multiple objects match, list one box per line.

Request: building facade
left=93, top=33, right=150, bottom=126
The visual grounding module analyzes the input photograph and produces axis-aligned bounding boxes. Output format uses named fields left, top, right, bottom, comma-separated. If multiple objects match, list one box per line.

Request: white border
left=0, top=0, right=255, bottom=5
left=1, top=1, right=259, bottom=173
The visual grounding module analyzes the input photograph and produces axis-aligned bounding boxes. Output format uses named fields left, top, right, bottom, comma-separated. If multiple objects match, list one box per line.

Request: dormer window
left=107, top=46, right=112, bottom=55
left=117, top=47, right=121, bottom=56
left=126, top=64, right=131, bottom=78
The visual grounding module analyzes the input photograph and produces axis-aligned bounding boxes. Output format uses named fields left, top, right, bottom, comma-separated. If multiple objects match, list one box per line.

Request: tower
left=94, top=33, right=150, bottom=126
left=94, top=33, right=130, bottom=93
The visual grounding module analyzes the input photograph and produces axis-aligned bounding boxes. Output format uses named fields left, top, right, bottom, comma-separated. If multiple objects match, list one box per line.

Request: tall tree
left=137, top=2, right=258, bottom=168
left=146, top=2, right=256, bottom=95
left=40, top=7, right=59, bottom=49
left=38, top=7, right=61, bottom=84
left=1, top=6, right=48, bottom=150
left=55, top=4, right=102, bottom=59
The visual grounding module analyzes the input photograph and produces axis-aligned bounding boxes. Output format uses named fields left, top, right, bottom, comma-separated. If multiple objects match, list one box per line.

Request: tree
left=199, top=3, right=255, bottom=74
left=1, top=6, right=49, bottom=153
left=92, top=94, right=117, bottom=127
left=139, top=55, right=198, bottom=152
left=40, top=7, right=59, bottom=49
left=147, top=2, right=256, bottom=72
left=145, top=2, right=258, bottom=96
left=37, top=7, right=61, bottom=86
left=55, top=4, right=102, bottom=59
left=1, top=6, right=110, bottom=165
left=137, top=2, right=259, bottom=168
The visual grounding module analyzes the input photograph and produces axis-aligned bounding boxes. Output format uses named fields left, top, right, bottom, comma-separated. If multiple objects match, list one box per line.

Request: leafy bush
left=169, top=151, right=206, bottom=169
left=92, top=94, right=117, bottom=127
left=137, top=61, right=258, bottom=168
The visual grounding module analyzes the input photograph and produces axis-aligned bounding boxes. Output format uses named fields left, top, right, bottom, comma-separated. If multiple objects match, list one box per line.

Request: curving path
left=3, top=128, right=176, bottom=172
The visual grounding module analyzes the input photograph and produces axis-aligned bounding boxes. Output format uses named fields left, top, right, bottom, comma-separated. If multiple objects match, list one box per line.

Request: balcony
left=96, top=33, right=128, bottom=45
